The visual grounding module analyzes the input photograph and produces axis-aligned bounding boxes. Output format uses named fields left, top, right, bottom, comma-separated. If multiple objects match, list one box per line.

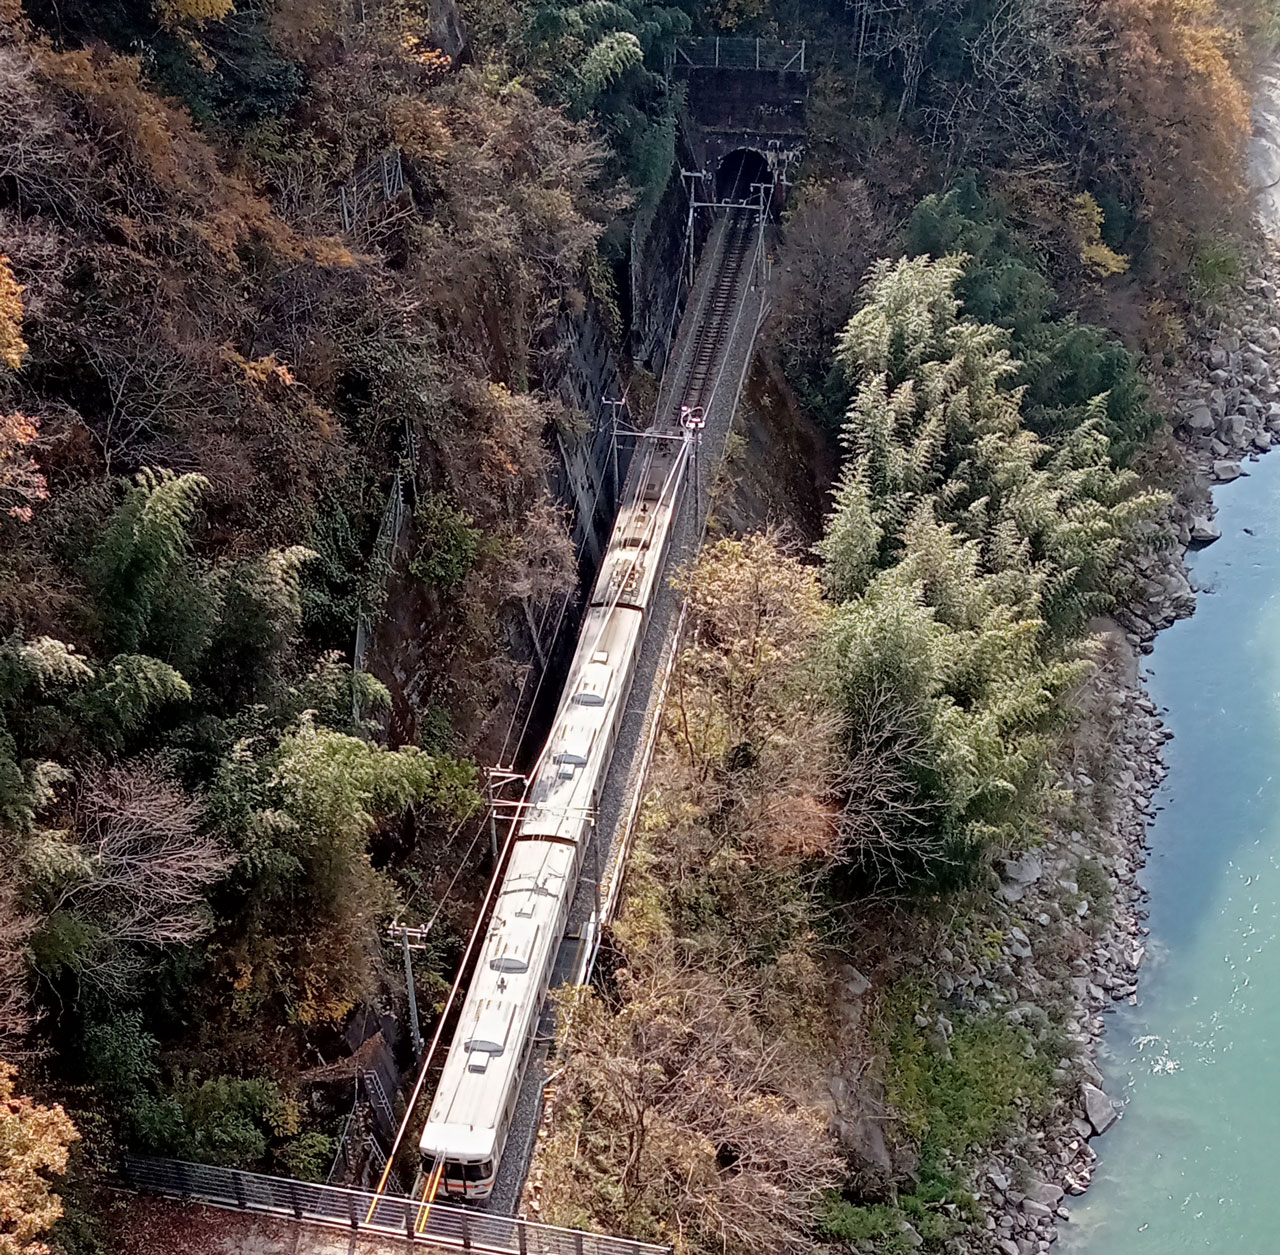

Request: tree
left=0, top=416, right=45, bottom=528
left=28, top=764, right=231, bottom=995
left=520, top=0, right=688, bottom=205
left=818, top=255, right=1165, bottom=885
left=673, top=533, right=830, bottom=773
left=821, top=254, right=1163, bottom=632
left=0, top=256, right=25, bottom=372
left=903, top=175, right=1159, bottom=460
left=87, top=471, right=210, bottom=659
left=209, top=718, right=478, bottom=1026
left=0, top=1063, right=77, bottom=1255
left=542, top=965, right=840, bottom=1255
left=1082, top=0, right=1251, bottom=267
left=770, top=178, right=889, bottom=416
left=0, top=887, right=34, bottom=1059
left=0, top=255, right=43, bottom=530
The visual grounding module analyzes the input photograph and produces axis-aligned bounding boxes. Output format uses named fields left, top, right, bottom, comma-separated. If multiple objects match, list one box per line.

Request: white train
left=417, top=424, right=693, bottom=1199
left=417, top=205, right=760, bottom=1202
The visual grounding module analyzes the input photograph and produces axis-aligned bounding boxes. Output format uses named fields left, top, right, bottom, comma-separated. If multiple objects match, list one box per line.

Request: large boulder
left=1189, top=515, right=1221, bottom=546
left=1081, top=1082, right=1118, bottom=1135
left=1213, top=460, right=1246, bottom=482
left=1000, top=851, right=1044, bottom=885
left=1183, top=402, right=1215, bottom=434
left=1025, top=1180, right=1065, bottom=1207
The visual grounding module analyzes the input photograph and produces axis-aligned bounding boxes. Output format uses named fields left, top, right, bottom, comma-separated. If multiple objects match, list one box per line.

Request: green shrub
left=82, top=1011, right=161, bottom=1109
left=1190, top=233, right=1245, bottom=301
left=880, top=983, right=1051, bottom=1180
left=904, top=174, right=1160, bottom=463
left=410, top=494, right=481, bottom=591
left=278, top=1131, right=336, bottom=1182
left=820, top=1192, right=956, bottom=1252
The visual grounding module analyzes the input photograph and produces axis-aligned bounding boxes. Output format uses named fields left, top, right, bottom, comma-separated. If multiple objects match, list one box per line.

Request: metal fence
left=339, top=149, right=407, bottom=232
left=671, top=37, right=806, bottom=72
left=122, top=1155, right=671, bottom=1255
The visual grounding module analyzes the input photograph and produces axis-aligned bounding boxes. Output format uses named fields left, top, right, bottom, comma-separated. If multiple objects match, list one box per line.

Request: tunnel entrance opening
left=715, top=148, right=772, bottom=206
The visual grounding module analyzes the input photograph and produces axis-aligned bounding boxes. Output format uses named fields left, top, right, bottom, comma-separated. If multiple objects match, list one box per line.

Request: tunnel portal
left=714, top=148, right=773, bottom=206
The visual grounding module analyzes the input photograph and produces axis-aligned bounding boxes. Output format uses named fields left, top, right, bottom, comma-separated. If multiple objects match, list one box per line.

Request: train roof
left=421, top=839, right=578, bottom=1159
left=419, top=429, right=689, bottom=1168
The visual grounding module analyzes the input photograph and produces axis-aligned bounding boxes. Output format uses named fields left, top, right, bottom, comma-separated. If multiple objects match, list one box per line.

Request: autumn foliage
left=0, top=0, right=602, bottom=1188
left=0, top=257, right=25, bottom=372
left=1082, top=0, right=1253, bottom=265
left=0, top=1064, right=77, bottom=1255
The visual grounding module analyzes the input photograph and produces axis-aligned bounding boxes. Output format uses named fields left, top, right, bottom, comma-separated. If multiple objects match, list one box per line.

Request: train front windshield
left=441, top=1159, right=494, bottom=1192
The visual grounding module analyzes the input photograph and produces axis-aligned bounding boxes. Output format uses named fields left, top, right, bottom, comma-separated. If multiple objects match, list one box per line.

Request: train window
left=464, top=1161, right=493, bottom=1182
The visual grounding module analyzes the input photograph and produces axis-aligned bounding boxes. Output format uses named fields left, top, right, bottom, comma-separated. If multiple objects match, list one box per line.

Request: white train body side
left=419, top=431, right=689, bottom=1198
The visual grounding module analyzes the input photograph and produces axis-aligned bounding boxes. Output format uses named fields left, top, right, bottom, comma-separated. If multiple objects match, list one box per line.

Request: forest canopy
left=0, top=0, right=1267, bottom=1247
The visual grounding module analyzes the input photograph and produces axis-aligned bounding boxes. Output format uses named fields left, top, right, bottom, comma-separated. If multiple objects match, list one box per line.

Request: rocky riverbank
left=917, top=249, right=1280, bottom=1254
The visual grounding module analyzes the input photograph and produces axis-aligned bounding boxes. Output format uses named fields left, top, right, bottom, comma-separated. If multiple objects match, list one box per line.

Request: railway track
left=681, top=210, right=757, bottom=409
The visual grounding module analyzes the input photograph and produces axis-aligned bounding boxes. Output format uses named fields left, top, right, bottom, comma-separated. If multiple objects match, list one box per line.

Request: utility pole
left=486, top=776, right=499, bottom=861
left=603, top=395, right=626, bottom=507
left=483, top=767, right=528, bottom=863
left=681, top=169, right=703, bottom=286
left=681, top=406, right=706, bottom=535
left=400, top=927, right=423, bottom=1057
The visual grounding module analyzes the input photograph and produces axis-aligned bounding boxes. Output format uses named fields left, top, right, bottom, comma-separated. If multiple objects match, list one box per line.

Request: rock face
left=1213, top=459, right=1246, bottom=481
left=1081, top=1083, right=1118, bottom=1135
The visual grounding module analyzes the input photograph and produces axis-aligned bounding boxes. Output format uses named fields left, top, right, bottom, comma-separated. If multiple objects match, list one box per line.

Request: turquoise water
left=1063, top=450, right=1280, bottom=1254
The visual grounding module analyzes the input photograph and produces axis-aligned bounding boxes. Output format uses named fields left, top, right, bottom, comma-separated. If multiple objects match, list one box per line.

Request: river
left=1061, top=449, right=1280, bottom=1253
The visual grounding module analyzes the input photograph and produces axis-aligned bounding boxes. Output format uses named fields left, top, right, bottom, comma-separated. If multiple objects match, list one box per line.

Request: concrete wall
left=678, top=67, right=809, bottom=208
left=629, top=143, right=705, bottom=373
left=545, top=303, right=634, bottom=570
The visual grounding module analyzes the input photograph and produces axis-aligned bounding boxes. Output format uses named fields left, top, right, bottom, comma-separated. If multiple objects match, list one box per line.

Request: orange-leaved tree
left=0, top=1063, right=78, bottom=1255
left=1082, top=0, right=1251, bottom=268
left=0, top=254, right=44, bottom=528
left=0, top=256, right=24, bottom=372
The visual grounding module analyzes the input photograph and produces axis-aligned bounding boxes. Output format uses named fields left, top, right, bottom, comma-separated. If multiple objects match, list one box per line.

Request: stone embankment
left=912, top=254, right=1280, bottom=1255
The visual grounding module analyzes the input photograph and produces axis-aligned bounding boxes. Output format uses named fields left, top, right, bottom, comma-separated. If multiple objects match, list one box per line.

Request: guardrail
left=121, top=1155, right=670, bottom=1255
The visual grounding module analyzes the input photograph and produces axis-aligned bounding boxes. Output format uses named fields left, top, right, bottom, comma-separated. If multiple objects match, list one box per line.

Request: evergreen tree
left=820, top=255, right=1165, bottom=887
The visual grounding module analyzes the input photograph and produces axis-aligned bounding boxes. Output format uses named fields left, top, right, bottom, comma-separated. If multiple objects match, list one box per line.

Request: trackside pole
left=402, top=928, right=423, bottom=1057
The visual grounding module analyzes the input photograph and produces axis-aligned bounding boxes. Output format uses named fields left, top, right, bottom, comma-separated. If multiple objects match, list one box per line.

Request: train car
left=417, top=424, right=692, bottom=1199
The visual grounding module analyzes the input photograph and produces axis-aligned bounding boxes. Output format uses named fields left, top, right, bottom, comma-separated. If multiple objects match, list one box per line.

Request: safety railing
left=670, top=37, right=806, bottom=72
left=122, top=1155, right=670, bottom=1255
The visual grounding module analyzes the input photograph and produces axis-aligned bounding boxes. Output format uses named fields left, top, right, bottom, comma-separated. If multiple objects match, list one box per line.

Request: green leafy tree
left=522, top=0, right=689, bottom=206
left=903, top=176, right=1159, bottom=461
left=86, top=470, right=212, bottom=659
left=819, top=255, right=1165, bottom=886
left=208, top=718, right=478, bottom=1026
left=197, top=545, right=316, bottom=710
